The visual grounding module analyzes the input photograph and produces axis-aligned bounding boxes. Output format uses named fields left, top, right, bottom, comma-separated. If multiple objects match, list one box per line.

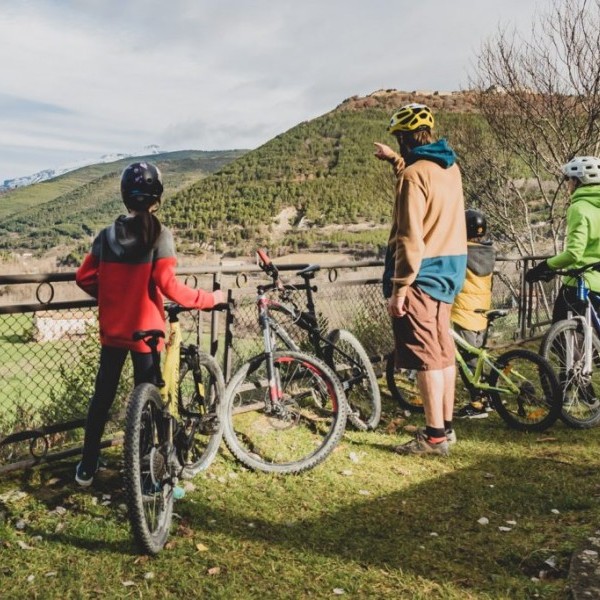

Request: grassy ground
left=1, top=389, right=599, bottom=599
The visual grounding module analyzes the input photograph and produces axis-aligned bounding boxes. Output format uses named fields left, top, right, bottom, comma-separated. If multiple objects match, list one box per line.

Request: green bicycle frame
left=451, top=329, right=524, bottom=396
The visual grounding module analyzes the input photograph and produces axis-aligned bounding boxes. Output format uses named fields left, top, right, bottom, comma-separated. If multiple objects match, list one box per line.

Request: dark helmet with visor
left=120, top=162, right=163, bottom=210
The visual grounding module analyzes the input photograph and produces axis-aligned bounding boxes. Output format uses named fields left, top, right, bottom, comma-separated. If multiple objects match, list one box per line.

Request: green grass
left=0, top=388, right=597, bottom=599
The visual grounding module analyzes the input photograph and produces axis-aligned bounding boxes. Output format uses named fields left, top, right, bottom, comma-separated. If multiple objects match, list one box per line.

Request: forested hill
left=0, top=89, right=481, bottom=261
left=162, top=89, right=481, bottom=256
left=0, top=150, right=247, bottom=259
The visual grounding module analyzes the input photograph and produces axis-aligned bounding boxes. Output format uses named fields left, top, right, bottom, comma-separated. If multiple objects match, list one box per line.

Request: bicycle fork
left=260, top=305, right=284, bottom=413
left=565, top=310, right=594, bottom=376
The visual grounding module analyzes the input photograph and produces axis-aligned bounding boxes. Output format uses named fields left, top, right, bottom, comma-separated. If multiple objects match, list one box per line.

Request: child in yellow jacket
left=452, top=209, right=496, bottom=419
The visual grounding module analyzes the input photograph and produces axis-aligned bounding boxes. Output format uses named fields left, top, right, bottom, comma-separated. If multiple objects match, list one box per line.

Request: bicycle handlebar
left=257, top=248, right=280, bottom=280
left=164, top=302, right=231, bottom=319
left=551, top=260, right=600, bottom=278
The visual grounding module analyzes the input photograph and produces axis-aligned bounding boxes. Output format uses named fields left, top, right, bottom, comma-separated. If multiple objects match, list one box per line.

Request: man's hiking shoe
left=75, top=462, right=96, bottom=487
left=456, top=404, right=489, bottom=419
left=393, top=431, right=449, bottom=456
left=419, top=427, right=456, bottom=445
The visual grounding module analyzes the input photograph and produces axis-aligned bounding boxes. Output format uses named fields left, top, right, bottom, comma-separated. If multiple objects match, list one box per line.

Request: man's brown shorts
left=392, top=285, right=455, bottom=371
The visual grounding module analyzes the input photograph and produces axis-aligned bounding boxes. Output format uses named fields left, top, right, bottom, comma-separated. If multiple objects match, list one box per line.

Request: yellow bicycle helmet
left=388, top=103, right=434, bottom=133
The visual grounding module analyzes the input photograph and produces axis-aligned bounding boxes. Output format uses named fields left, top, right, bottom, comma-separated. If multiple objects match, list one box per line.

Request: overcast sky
left=0, top=0, right=544, bottom=183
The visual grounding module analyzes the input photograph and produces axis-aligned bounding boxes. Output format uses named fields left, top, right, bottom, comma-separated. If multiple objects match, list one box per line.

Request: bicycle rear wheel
left=488, top=349, right=561, bottom=432
left=324, top=329, right=381, bottom=430
left=178, top=350, right=226, bottom=476
left=222, top=350, right=347, bottom=474
left=540, top=319, right=600, bottom=429
left=123, top=383, right=174, bottom=555
left=385, top=353, right=424, bottom=413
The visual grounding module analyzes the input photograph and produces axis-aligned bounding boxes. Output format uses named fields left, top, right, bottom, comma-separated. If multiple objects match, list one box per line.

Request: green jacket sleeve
left=547, top=205, right=589, bottom=269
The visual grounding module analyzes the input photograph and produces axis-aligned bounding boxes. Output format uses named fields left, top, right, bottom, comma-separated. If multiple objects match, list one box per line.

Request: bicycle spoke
left=541, top=320, right=600, bottom=428
left=123, top=384, right=175, bottom=555
left=489, top=349, right=561, bottom=432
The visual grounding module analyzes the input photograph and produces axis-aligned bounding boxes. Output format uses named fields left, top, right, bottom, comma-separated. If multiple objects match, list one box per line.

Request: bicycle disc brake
left=266, top=396, right=301, bottom=430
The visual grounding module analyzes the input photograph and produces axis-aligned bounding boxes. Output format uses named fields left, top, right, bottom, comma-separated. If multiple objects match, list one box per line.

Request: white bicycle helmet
left=561, top=156, right=600, bottom=185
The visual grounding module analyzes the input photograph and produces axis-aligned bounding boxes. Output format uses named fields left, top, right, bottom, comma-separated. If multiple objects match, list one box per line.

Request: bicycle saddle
left=133, top=329, right=165, bottom=342
left=296, top=264, right=320, bottom=279
left=484, top=309, right=508, bottom=322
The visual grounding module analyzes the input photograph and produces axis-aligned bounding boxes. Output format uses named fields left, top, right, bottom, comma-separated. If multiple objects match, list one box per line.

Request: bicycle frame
left=160, top=319, right=182, bottom=419
left=256, top=289, right=289, bottom=408
left=565, top=295, right=600, bottom=376
left=257, top=283, right=366, bottom=393
left=451, top=329, right=525, bottom=397
left=551, top=261, right=600, bottom=376
left=256, top=273, right=365, bottom=393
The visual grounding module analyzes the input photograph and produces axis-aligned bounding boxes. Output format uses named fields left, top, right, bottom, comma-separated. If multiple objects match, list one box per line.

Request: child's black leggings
left=80, top=345, right=156, bottom=474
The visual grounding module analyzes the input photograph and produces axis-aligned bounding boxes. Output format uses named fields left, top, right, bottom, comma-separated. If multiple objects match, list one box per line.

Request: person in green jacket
left=526, top=156, right=600, bottom=322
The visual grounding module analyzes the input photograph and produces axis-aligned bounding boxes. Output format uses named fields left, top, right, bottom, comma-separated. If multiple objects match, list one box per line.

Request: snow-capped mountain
left=1, top=145, right=162, bottom=191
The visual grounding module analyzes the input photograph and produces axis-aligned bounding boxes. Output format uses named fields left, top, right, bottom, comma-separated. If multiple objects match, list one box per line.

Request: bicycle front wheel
left=123, top=383, right=174, bottom=555
left=222, top=350, right=347, bottom=474
left=324, top=329, right=381, bottom=430
left=488, top=349, right=561, bottom=432
left=540, top=319, right=600, bottom=429
left=178, top=351, right=226, bottom=476
left=385, top=353, right=424, bottom=413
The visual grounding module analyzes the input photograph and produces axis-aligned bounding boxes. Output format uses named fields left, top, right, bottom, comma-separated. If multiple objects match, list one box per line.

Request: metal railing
left=0, top=255, right=544, bottom=473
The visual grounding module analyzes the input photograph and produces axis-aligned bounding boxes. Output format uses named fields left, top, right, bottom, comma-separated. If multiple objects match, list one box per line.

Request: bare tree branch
left=460, top=0, right=600, bottom=257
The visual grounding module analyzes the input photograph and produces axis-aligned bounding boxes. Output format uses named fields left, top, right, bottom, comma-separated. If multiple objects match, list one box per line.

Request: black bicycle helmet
left=465, top=209, right=487, bottom=238
left=120, top=162, right=163, bottom=210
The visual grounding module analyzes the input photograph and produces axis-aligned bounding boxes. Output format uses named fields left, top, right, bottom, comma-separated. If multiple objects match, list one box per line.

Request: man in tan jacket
left=375, top=103, right=467, bottom=456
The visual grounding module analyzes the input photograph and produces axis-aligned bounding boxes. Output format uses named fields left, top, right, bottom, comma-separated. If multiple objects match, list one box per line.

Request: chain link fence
left=0, top=257, right=541, bottom=473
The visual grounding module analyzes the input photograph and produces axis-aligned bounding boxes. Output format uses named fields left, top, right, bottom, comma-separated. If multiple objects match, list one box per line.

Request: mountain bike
left=222, top=258, right=348, bottom=474
left=538, top=261, right=600, bottom=429
left=123, top=303, right=226, bottom=555
left=254, top=249, right=381, bottom=430
left=386, top=309, right=562, bottom=432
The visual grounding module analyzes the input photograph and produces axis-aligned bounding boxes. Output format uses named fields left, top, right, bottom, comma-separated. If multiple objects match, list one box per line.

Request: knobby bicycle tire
left=488, top=349, right=561, bottom=432
left=324, top=329, right=381, bottom=430
left=540, top=319, right=600, bottom=429
left=222, top=350, right=347, bottom=474
left=385, top=353, right=424, bottom=413
left=178, top=351, right=226, bottom=476
left=123, top=383, right=174, bottom=555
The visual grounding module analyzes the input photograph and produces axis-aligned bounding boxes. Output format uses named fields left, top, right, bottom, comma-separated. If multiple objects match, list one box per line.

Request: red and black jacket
left=76, top=216, right=217, bottom=352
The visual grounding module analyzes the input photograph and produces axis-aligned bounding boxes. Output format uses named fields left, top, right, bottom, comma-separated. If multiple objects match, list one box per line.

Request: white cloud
left=0, top=0, right=543, bottom=182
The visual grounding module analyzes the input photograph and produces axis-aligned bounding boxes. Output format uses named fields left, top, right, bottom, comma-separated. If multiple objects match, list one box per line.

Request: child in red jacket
left=75, top=162, right=224, bottom=486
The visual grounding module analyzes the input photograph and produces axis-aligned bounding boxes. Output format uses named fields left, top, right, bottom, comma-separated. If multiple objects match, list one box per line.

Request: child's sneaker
left=455, top=403, right=489, bottom=419
left=393, top=431, right=449, bottom=456
left=75, top=462, right=96, bottom=487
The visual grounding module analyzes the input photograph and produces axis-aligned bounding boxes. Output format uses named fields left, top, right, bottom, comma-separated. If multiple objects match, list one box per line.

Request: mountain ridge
left=1, top=144, right=163, bottom=191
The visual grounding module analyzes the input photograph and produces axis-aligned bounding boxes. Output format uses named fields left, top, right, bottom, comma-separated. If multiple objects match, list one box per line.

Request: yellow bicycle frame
left=160, top=320, right=182, bottom=419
